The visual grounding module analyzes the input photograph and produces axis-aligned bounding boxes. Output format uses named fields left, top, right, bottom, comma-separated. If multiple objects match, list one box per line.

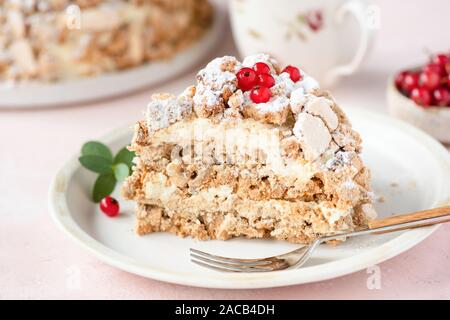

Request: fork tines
left=189, top=248, right=289, bottom=273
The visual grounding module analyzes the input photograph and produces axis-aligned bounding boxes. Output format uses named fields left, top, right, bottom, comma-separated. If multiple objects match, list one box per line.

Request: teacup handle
left=324, top=0, right=376, bottom=86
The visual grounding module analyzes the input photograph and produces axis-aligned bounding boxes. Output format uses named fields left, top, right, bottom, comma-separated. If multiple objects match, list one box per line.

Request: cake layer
left=134, top=201, right=370, bottom=243
left=124, top=116, right=372, bottom=207
left=123, top=145, right=372, bottom=211
left=123, top=156, right=372, bottom=242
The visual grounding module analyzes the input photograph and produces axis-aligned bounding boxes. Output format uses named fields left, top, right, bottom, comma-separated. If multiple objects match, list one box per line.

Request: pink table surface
left=1, top=0, right=450, bottom=299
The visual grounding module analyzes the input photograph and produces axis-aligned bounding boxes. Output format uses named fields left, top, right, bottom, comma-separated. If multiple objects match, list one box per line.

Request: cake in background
left=122, top=53, right=376, bottom=244
left=0, top=0, right=213, bottom=83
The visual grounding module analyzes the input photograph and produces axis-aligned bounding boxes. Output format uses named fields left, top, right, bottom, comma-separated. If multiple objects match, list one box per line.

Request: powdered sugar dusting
left=290, top=88, right=307, bottom=114
left=194, top=88, right=220, bottom=107
left=273, top=72, right=301, bottom=96
left=242, top=53, right=278, bottom=72
left=228, top=90, right=245, bottom=110
left=274, top=70, right=318, bottom=98
left=146, top=91, right=193, bottom=133
left=244, top=92, right=290, bottom=113
left=325, top=151, right=356, bottom=171
left=299, top=73, right=319, bottom=92
left=196, top=56, right=239, bottom=91
left=193, top=56, right=240, bottom=112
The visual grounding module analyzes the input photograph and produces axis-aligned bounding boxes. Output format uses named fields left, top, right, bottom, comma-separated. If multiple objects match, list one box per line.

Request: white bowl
left=387, top=76, right=450, bottom=144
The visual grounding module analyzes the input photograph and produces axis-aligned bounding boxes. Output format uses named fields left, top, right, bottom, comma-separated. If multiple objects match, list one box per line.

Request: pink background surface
left=1, top=0, right=450, bottom=299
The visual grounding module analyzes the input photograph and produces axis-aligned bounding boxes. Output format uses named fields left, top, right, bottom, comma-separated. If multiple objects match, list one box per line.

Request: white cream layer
left=153, top=118, right=317, bottom=180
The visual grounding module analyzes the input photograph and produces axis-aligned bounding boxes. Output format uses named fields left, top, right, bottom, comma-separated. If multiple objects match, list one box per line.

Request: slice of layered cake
left=122, top=54, right=376, bottom=243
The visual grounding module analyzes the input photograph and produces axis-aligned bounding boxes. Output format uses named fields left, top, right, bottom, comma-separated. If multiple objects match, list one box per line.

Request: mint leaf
left=79, top=155, right=113, bottom=174
left=113, top=163, right=129, bottom=182
left=92, top=173, right=116, bottom=202
left=81, top=141, right=113, bottom=162
left=114, top=147, right=135, bottom=170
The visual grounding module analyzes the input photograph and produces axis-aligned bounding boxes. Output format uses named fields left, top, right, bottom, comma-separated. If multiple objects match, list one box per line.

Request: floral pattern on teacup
left=284, top=9, right=324, bottom=41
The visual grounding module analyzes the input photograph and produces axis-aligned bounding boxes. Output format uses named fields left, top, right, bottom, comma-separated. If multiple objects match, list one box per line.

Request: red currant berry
left=257, top=73, right=275, bottom=88
left=423, top=63, right=446, bottom=77
left=401, top=72, right=419, bottom=94
left=100, top=196, right=120, bottom=217
left=419, top=70, right=441, bottom=91
left=395, top=71, right=409, bottom=90
left=447, top=74, right=450, bottom=87
left=236, top=67, right=257, bottom=91
left=445, top=63, right=450, bottom=76
left=411, top=87, right=432, bottom=107
left=253, top=62, right=271, bottom=75
left=432, top=54, right=449, bottom=68
left=250, top=86, right=272, bottom=103
left=282, top=65, right=302, bottom=82
left=432, top=87, right=450, bottom=106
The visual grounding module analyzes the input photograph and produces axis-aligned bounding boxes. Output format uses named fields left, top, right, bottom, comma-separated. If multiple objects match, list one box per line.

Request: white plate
left=0, top=1, right=225, bottom=109
left=48, top=108, right=450, bottom=289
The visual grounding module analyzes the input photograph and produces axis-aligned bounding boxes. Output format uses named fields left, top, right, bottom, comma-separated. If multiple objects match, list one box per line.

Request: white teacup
left=229, top=0, right=377, bottom=86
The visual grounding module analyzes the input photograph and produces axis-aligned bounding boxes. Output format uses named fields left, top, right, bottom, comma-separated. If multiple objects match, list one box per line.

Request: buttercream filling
left=153, top=118, right=317, bottom=179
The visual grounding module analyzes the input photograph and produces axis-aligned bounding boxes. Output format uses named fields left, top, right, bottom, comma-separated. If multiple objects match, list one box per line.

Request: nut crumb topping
left=147, top=54, right=360, bottom=163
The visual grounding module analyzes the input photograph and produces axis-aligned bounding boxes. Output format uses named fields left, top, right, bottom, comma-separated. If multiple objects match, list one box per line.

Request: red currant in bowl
left=423, top=63, right=446, bottom=77
left=410, top=87, right=432, bottom=107
left=432, top=54, right=449, bottom=69
left=419, top=70, right=441, bottom=91
left=388, top=52, right=450, bottom=143
left=432, top=87, right=450, bottom=107
left=401, top=72, right=419, bottom=93
left=395, top=71, right=409, bottom=90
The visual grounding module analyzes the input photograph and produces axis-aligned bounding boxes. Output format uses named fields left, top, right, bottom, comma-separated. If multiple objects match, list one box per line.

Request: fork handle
left=368, top=205, right=450, bottom=231
left=321, top=206, right=450, bottom=242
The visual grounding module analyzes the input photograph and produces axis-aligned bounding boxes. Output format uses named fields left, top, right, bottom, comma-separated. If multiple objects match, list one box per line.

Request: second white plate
left=49, top=108, right=450, bottom=289
left=0, top=1, right=225, bottom=109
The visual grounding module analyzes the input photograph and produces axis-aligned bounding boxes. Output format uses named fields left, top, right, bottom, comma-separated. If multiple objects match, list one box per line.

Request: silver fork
left=190, top=206, right=450, bottom=272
